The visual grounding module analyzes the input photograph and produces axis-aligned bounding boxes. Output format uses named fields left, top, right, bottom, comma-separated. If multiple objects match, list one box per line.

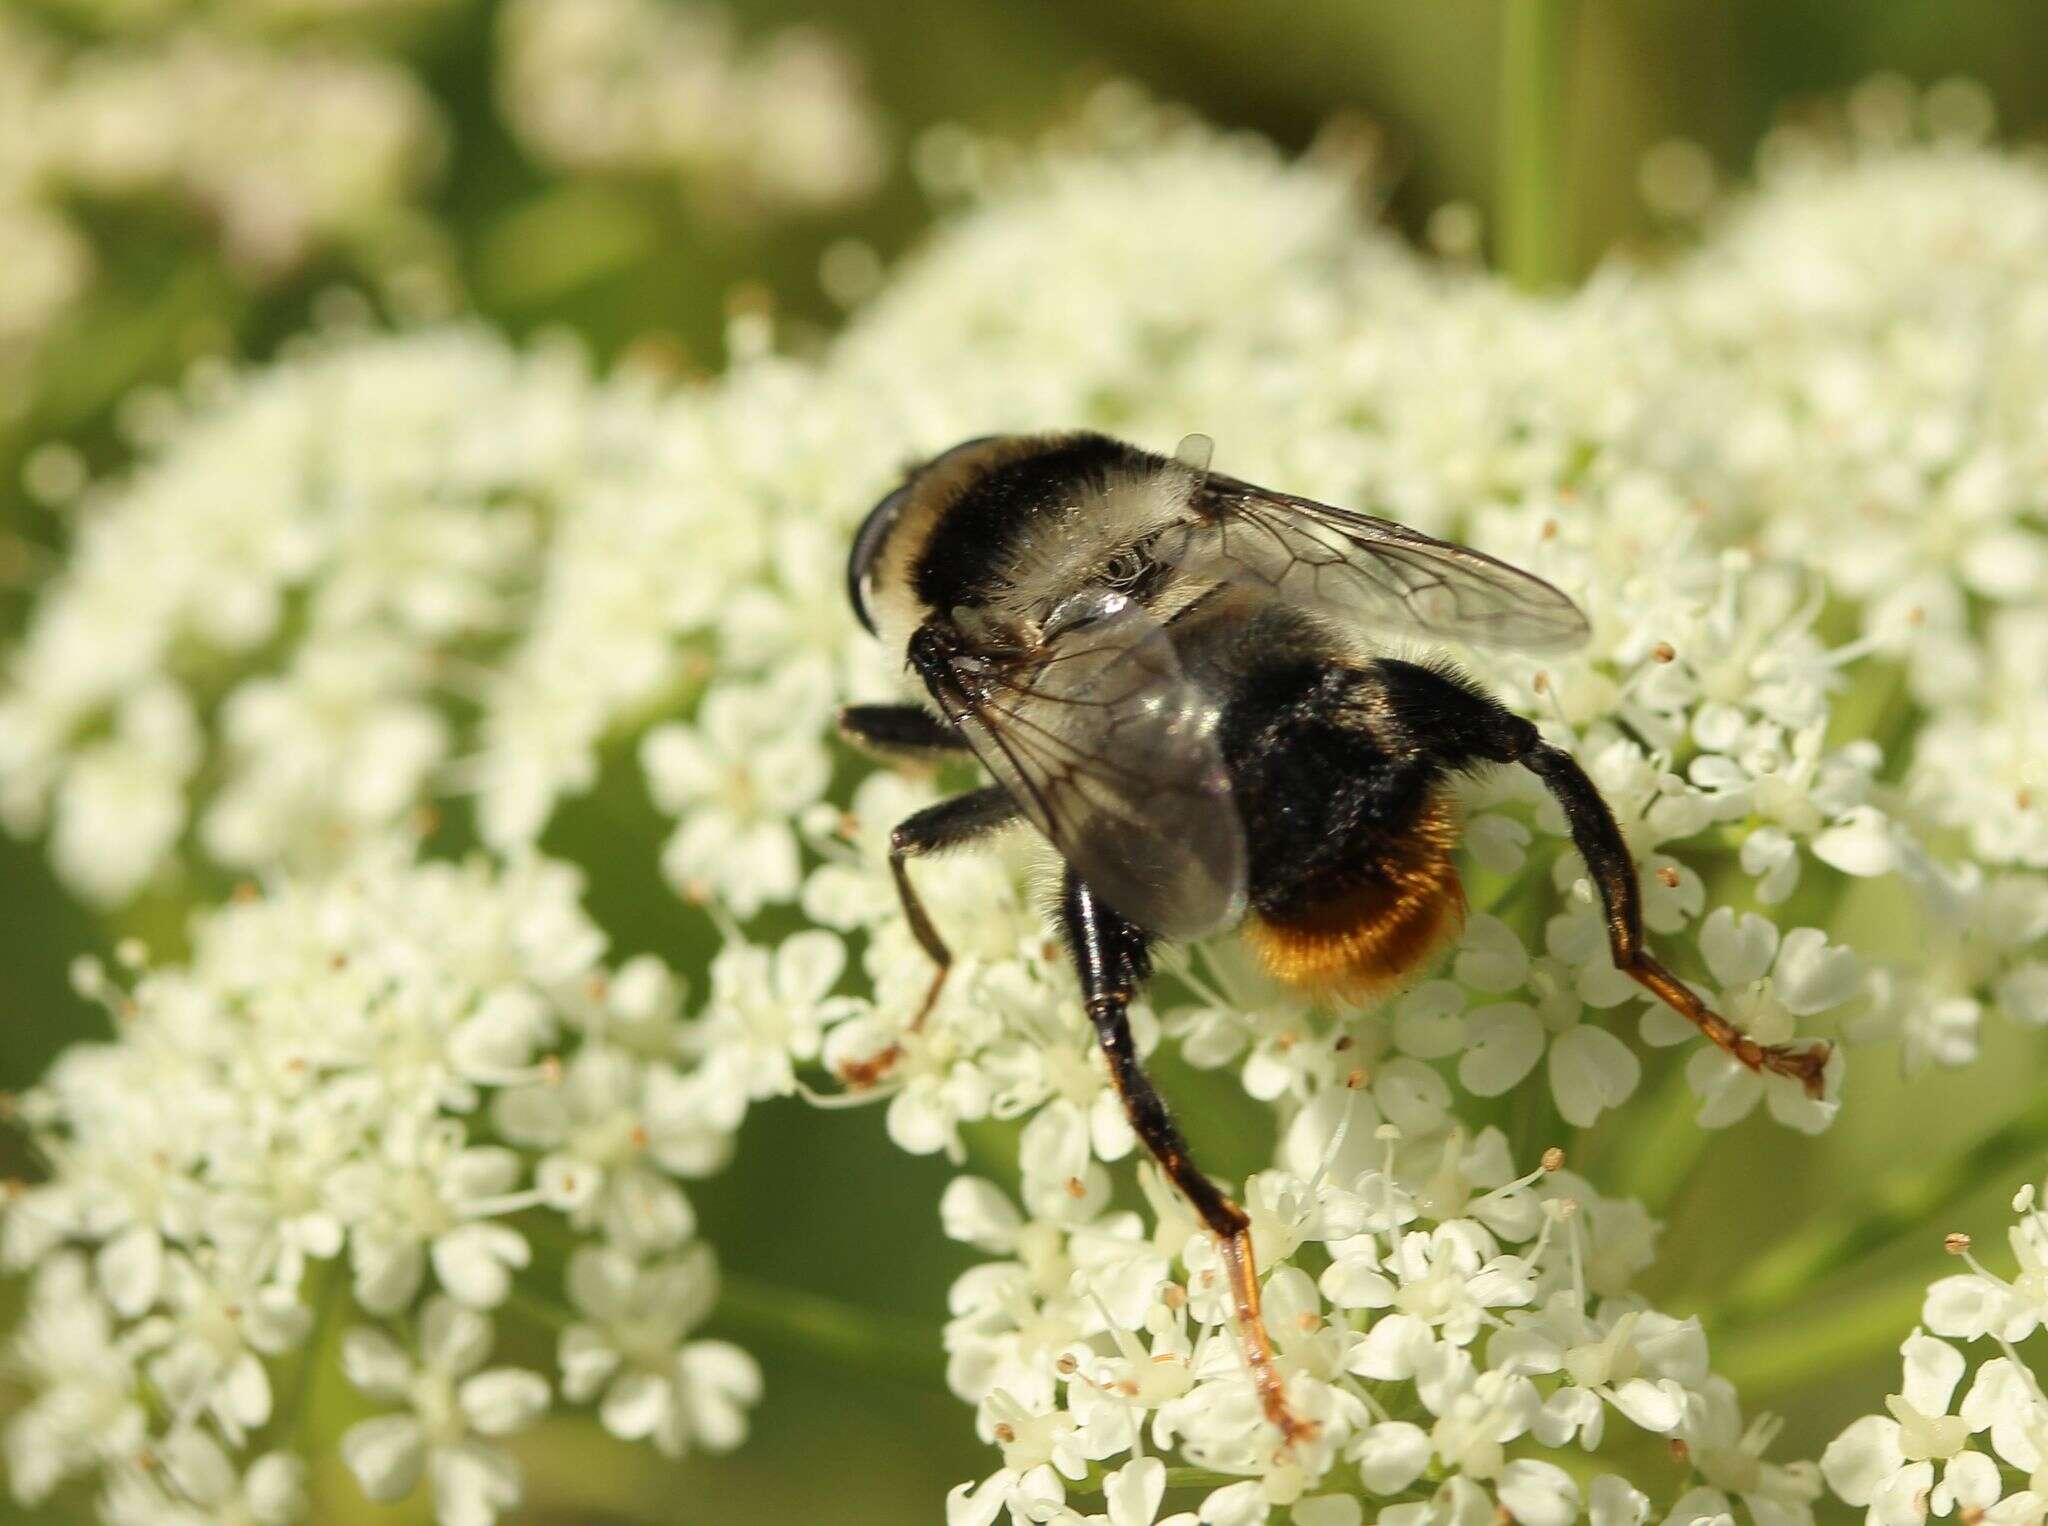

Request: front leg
left=838, top=785, right=1019, bottom=1088
left=837, top=702, right=970, bottom=763
left=1060, top=869, right=1312, bottom=1452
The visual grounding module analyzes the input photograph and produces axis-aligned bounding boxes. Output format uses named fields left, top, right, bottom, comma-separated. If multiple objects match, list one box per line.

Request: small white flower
left=1333, top=1223, right=1534, bottom=1350
left=1425, top=1365, right=1542, bottom=1480
left=643, top=663, right=836, bottom=916
left=340, top=1297, right=550, bottom=1524
left=1680, top=1378, right=1822, bottom=1526
left=558, top=1243, right=762, bottom=1458
left=1823, top=1332, right=1989, bottom=1526
left=135, top=1251, right=312, bottom=1443
left=102, top=1431, right=305, bottom=1526
left=1652, top=911, right=1857, bottom=1132
left=1494, top=1292, right=1705, bottom=1444
left=1453, top=912, right=1643, bottom=1126
left=492, top=1044, right=735, bottom=1253
left=948, top=1388, right=1097, bottom=1526
left=698, top=929, right=859, bottom=1100
left=326, top=1120, right=533, bottom=1314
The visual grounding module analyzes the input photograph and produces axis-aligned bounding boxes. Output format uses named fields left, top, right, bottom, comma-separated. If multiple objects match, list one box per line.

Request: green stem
left=1511, top=1055, right=1568, bottom=1171
left=286, top=1259, right=346, bottom=1455
left=713, top=1273, right=944, bottom=1391
left=1496, top=0, right=1576, bottom=290
left=1071, top=1465, right=1253, bottom=1498
left=1723, top=1086, right=2048, bottom=1320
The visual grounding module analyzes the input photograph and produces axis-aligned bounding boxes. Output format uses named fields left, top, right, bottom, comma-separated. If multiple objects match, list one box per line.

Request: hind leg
left=1061, top=869, right=1312, bottom=1451
left=1519, top=741, right=1830, bottom=1094
left=1368, top=659, right=1830, bottom=1095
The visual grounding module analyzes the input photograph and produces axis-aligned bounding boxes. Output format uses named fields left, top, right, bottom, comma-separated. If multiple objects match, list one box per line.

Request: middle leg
left=1060, top=869, right=1312, bottom=1450
left=837, top=784, right=1019, bottom=1088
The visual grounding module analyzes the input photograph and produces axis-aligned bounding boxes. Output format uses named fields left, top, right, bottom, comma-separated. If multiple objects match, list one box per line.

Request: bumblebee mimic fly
left=837, top=430, right=1830, bottom=1447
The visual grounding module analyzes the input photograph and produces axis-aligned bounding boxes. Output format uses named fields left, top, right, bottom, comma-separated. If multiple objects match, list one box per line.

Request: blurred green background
left=4, top=2, right=2048, bottom=1520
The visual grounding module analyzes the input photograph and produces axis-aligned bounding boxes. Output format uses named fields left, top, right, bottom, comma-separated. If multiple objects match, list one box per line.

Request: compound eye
left=847, top=483, right=909, bottom=636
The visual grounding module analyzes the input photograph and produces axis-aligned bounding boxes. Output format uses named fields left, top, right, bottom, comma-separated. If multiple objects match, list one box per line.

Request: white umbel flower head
left=2, top=76, right=2044, bottom=1526
left=0, top=841, right=757, bottom=1520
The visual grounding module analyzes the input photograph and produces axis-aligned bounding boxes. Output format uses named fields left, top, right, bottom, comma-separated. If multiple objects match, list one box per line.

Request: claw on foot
left=1628, top=954, right=1832, bottom=1102
left=1758, top=1039, right=1832, bottom=1100
left=835, top=964, right=951, bottom=1090
left=835, top=1043, right=903, bottom=1089
left=1720, top=1028, right=1833, bottom=1100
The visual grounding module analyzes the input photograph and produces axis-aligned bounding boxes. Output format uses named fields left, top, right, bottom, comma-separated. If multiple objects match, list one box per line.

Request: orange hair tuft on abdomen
left=1241, top=790, right=1465, bottom=1000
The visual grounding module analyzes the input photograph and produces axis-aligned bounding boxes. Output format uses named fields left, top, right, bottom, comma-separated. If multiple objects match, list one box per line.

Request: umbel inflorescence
left=3, top=845, right=759, bottom=1521
left=1, top=87, right=2045, bottom=1523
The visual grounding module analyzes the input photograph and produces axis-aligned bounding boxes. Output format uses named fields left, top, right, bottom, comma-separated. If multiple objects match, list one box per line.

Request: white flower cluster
left=0, top=331, right=659, bottom=901
left=0, top=842, right=759, bottom=1522
left=34, top=0, right=456, bottom=35
left=0, top=202, right=90, bottom=390
left=0, top=9, right=439, bottom=361
left=5, top=83, right=2046, bottom=1521
left=497, top=0, right=886, bottom=218
left=49, top=29, right=438, bottom=276
left=1824, top=1181, right=2048, bottom=1526
left=939, top=1135, right=1816, bottom=1526
left=0, top=18, right=93, bottom=393
left=788, top=779, right=1833, bottom=1523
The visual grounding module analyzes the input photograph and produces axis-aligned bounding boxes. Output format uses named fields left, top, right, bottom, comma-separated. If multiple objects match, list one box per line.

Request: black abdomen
left=1218, top=657, right=1444, bottom=921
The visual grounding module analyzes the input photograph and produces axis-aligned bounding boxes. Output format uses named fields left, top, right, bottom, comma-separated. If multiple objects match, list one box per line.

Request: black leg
left=1372, top=659, right=1830, bottom=1096
left=839, top=786, right=1019, bottom=1088
left=888, top=786, right=1017, bottom=969
left=1061, top=870, right=1310, bottom=1449
left=1520, top=741, right=1830, bottom=1095
left=837, top=703, right=970, bottom=763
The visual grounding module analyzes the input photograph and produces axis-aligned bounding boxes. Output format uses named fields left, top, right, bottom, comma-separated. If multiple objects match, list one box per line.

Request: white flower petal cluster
left=340, top=1297, right=549, bottom=1522
left=34, top=0, right=455, bottom=34
left=0, top=200, right=89, bottom=377
left=938, top=1136, right=1817, bottom=1526
left=497, top=0, right=886, bottom=216
left=0, top=13, right=439, bottom=289
left=9, top=90, right=2039, bottom=1104
left=0, top=331, right=639, bottom=900
left=4, top=82, right=2046, bottom=1522
left=1825, top=1182, right=2048, bottom=1526
left=0, top=842, right=758, bottom=1521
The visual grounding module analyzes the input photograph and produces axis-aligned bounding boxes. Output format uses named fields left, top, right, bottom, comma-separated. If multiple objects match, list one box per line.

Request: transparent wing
left=1156, top=473, right=1590, bottom=653
left=932, top=590, right=1247, bottom=939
